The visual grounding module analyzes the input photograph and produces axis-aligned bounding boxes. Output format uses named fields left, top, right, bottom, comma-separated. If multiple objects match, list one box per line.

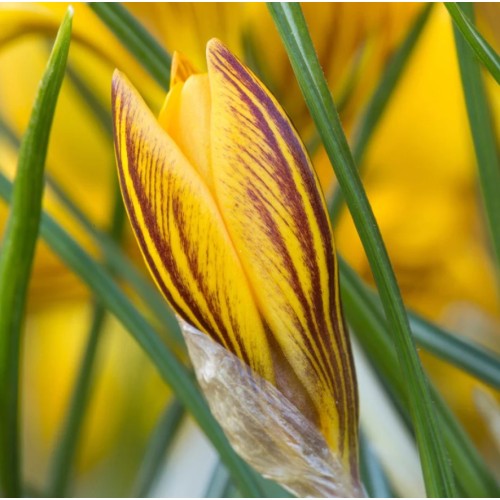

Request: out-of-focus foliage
left=0, top=2, right=498, bottom=495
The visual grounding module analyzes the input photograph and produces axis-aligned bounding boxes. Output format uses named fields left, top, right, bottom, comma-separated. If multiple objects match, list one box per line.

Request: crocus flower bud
left=112, top=38, right=359, bottom=497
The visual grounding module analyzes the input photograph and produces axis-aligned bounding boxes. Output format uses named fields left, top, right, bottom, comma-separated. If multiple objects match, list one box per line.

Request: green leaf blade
left=445, top=2, right=500, bottom=84
left=133, top=399, right=185, bottom=497
left=47, top=181, right=127, bottom=497
left=409, top=314, right=500, bottom=390
left=267, top=3, right=456, bottom=496
left=88, top=3, right=171, bottom=90
left=451, top=3, right=500, bottom=279
left=0, top=8, right=73, bottom=496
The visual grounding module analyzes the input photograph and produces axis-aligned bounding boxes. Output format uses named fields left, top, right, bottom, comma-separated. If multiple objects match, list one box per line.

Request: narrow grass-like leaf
left=205, top=461, right=232, bottom=498
left=339, top=259, right=500, bottom=497
left=48, top=182, right=126, bottom=497
left=0, top=9, right=72, bottom=497
left=66, top=64, right=112, bottom=134
left=407, top=312, right=500, bottom=390
left=452, top=3, right=500, bottom=276
left=267, top=4, right=455, bottom=496
left=347, top=259, right=500, bottom=389
left=445, top=2, right=500, bottom=84
left=0, top=171, right=262, bottom=498
left=47, top=305, right=107, bottom=496
left=133, top=399, right=185, bottom=497
left=359, top=430, right=393, bottom=498
left=328, top=3, right=433, bottom=226
left=46, top=174, right=185, bottom=350
left=305, top=43, right=367, bottom=157
left=88, top=2, right=170, bottom=90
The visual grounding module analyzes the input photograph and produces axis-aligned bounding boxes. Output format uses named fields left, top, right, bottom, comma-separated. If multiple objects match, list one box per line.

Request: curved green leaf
left=88, top=2, right=171, bottom=90
left=445, top=2, right=500, bottom=84
left=0, top=8, right=72, bottom=496
left=451, top=2, right=500, bottom=278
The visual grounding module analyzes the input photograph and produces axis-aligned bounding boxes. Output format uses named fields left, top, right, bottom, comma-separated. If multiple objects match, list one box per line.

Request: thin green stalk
left=346, top=258, right=500, bottom=389
left=268, top=4, right=455, bottom=495
left=445, top=2, right=500, bottom=84
left=452, top=3, right=500, bottom=277
left=205, top=461, right=232, bottom=498
left=359, top=430, right=393, bottom=498
left=88, top=2, right=171, bottom=90
left=47, top=306, right=106, bottom=497
left=66, top=65, right=112, bottom=135
left=0, top=171, right=262, bottom=498
left=0, top=9, right=72, bottom=497
left=329, top=3, right=433, bottom=226
left=305, top=42, right=367, bottom=157
left=46, top=174, right=185, bottom=350
left=132, top=399, right=185, bottom=497
left=48, top=182, right=126, bottom=497
left=407, top=312, right=500, bottom=389
left=339, top=259, right=500, bottom=497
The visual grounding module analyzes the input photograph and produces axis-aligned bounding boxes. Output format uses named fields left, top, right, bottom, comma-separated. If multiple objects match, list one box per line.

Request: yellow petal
left=170, top=50, right=198, bottom=87
left=112, top=70, right=274, bottom=382
left=207, top=39, right=358, bottom=476
left=159, top=73, right=212, bottom=189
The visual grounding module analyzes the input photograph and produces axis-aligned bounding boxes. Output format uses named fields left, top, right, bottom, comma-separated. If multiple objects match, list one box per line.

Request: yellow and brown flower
left=112, top=39, right=359, bottom=488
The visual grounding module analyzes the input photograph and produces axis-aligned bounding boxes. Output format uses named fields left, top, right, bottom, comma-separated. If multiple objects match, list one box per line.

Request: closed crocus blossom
left=112, top=39, right=359, bottom=496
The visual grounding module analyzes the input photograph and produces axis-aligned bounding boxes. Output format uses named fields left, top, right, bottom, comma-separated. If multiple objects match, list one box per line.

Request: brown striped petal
left=112, top=70, right=274, bottom=381
left=207, top=39, right=359, bottom=480
left=112, top=38, right=359, bottom=495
